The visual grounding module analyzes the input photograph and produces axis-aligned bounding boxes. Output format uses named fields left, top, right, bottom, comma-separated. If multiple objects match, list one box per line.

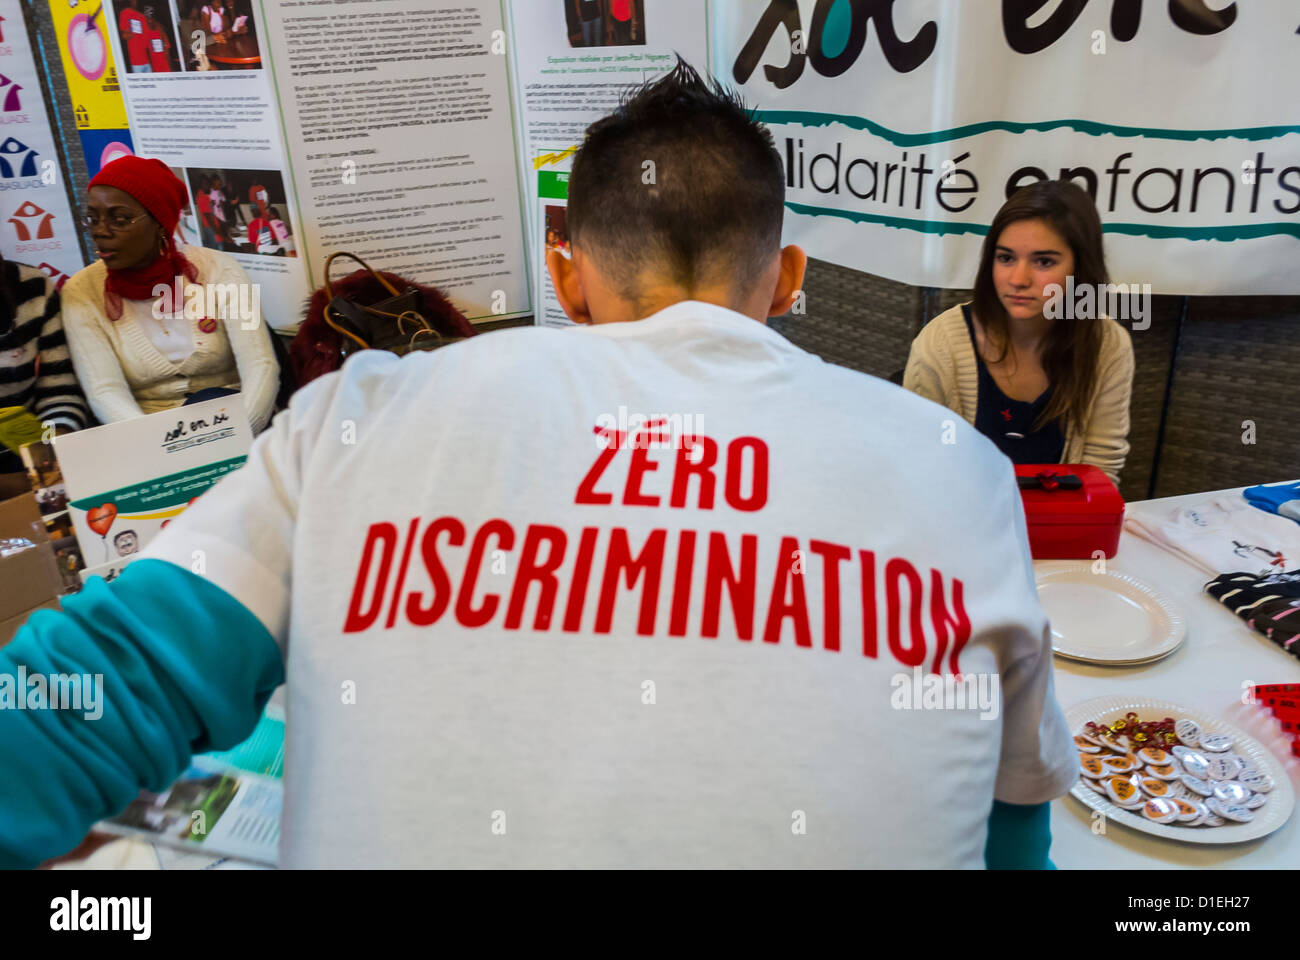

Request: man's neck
left=595, top=285, right=767, bottom=326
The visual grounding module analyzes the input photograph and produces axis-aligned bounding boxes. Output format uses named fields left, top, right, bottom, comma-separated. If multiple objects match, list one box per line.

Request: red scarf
left=103, top=247, right=199, bottom=321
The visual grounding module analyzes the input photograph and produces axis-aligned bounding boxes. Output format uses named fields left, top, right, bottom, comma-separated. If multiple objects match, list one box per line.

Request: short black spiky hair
left=567, top=57, right=785, bottom=300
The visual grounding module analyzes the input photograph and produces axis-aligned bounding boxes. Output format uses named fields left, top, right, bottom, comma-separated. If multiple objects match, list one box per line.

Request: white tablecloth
left=1046, top=484, right=1300, bottom=869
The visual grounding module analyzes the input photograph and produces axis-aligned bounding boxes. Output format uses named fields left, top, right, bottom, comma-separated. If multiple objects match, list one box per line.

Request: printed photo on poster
left=180, top=0, right=261, bottom=71
left=114, top=0, right=182, bottom=74
left=185, top=167, right=295, bottom=257
left=544, top=205, right=569, bottom=259
left=565, top=0, right=645, bottom=48
left=169, top=164, right=199, bottom=246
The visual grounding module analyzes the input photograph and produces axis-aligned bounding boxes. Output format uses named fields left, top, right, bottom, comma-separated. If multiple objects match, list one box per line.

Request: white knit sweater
left=61, top=246, right=278, bottom=433
left=903, top=303, right=1135, bottom=486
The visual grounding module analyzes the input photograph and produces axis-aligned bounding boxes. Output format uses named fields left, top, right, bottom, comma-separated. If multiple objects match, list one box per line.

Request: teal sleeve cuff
left=0, top=559, right=285, bottom=868
left=984, top=799, right=1056, bottom=870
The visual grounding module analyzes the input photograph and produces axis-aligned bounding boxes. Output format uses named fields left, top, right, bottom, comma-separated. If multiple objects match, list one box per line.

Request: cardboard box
left=0, top=492, right=63, bottom=634
left=0, top=597, right=60, bottom=647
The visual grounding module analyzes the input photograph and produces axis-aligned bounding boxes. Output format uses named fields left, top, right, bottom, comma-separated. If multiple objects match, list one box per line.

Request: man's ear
left=767, top=244, right=808, bottom=318
left=546, top=248, right=593, bottom=325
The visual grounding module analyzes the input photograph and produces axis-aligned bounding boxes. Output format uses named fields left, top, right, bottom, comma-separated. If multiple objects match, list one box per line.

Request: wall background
left=26, top=2, right=1299, bottom=501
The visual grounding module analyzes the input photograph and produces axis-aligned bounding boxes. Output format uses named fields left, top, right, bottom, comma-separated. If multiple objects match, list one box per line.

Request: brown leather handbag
left=291, top=252, right=476, bottom=387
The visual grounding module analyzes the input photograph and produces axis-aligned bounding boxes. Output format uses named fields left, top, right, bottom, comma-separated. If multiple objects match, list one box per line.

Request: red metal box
left=1015, top=464, right=1125, bottom=560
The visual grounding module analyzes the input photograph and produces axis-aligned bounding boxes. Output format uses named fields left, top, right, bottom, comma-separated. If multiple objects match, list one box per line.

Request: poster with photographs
left=99, top=0, right=307, bottom=331
left=184, top=167, right=295, bottom=257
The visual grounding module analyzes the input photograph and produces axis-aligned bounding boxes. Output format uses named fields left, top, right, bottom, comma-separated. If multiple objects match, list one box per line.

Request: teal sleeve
left=0, top=559, right=285, bottom=868
left=984, top=800, right=1055, bottom=870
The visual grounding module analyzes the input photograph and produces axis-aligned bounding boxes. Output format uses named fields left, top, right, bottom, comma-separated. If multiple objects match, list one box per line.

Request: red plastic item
left=1253, top=683, right=1300, bottom=695
left=1015, top=464, right=1125, bottom=560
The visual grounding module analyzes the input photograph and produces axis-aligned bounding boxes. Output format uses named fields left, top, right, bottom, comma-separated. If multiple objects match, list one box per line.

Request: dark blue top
left=963, top=304, right=1065, bottom=465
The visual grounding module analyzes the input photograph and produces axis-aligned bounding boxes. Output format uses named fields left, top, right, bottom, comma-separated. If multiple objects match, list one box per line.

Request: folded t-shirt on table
left=1204, top=569, right=1300, bottom=660
left=1125, top=496, right=1300, bottom=577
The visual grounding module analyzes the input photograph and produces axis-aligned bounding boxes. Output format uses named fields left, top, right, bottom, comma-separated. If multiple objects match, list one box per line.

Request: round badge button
left=1105, top=775, right=1142, bottom=807
left=1211, top=781, right=1249, bottom=803
left=1144, top=763, right=1182, bottom=781
left=1178, top=751, right=1210, bottom=779
left=1138, top=747, right=1170, bottom=766
left=1199, top=733, right=1233, bottom=753
left=1139, top=777, right=1171, bottom=797
left=1102, top=756, right=1137, bottom=774
left=1238, top=769, right=1273, bottom=793
left=1080, top=755, right=1108, bottom=778
left=1206, top=797, right=1254, bottom=823
left=1175, top=719, right=1201, bottom=747
left=1206, top=756, right=1241, bottom=781
left=1141, top=797, right=1179, bottom=823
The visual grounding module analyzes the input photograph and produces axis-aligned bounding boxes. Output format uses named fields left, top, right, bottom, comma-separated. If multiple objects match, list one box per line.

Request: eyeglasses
left=81, top=211, right=150, bottom=231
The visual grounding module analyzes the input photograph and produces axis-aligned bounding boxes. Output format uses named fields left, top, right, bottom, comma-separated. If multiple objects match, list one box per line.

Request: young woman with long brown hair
left=904, top=179, right=1135, bottom=485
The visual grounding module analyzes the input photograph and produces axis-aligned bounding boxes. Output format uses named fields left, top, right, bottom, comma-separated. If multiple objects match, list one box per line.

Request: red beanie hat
left=88, top=156, right=188, bottom=236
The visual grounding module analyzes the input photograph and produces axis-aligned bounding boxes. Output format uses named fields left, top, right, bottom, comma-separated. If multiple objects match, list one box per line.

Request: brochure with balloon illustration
left=52, top=396, right=253, bottom=571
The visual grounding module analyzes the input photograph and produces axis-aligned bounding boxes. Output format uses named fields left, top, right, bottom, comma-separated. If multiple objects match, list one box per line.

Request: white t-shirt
left=202, top=5, right=225, bottom=34
left=134, top=309, right=197, bottom=364
left=144, top=300, right=1075, bottom=868
left=1126, top=496, right=1300, bottom=577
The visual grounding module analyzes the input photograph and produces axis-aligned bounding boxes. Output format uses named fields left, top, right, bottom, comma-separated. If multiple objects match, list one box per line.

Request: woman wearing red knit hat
left=61, top=156, right=279, bottom=432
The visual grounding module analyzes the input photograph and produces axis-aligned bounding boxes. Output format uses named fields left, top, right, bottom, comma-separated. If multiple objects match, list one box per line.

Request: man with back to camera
left=0, top=60, right=1075, bottom=869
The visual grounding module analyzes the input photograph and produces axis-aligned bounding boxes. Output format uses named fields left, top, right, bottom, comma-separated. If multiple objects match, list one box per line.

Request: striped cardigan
left=0, top=260, right=88, bottom=432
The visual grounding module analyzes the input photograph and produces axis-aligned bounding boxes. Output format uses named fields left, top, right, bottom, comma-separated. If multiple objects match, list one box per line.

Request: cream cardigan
left=61, top=246, right=278, bottom=433
left=902, top=304, right=1135, bottom=486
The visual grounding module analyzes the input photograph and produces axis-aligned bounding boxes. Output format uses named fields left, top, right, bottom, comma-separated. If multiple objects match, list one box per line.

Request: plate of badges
left=1065, top=695, right=1295, bottom=844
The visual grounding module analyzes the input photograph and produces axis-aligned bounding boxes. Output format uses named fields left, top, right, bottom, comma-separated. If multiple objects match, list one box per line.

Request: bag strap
left=322, top=251, right=402, bottom=302
left=323, top=297, right=370, bottom=350
left=320, top=252, right=405, bottom=351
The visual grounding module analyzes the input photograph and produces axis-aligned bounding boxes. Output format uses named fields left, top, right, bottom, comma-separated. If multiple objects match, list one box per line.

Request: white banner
left=712, top=0, right=1300, bottom=294
left=0, top=0, right=85, bottom=287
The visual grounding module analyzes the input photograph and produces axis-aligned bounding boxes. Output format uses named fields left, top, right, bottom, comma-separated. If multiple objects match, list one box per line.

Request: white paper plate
left=1065, top=694, right=1295, bottom=844
left=1036, top=563, right=1186, bottom=664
